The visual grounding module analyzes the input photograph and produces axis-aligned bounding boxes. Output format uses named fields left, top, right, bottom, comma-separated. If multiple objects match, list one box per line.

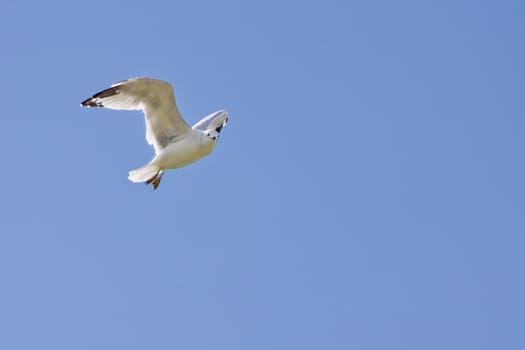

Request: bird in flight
left=81, top=77, right=228, bottom=190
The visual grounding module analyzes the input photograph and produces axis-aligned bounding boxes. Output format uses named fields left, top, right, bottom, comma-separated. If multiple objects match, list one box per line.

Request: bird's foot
left=145, top=171, right=164, bottom=191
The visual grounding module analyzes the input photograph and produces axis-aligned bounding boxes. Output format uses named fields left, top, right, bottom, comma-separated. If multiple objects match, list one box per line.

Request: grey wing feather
left=81, top=77, right=190, bottom=153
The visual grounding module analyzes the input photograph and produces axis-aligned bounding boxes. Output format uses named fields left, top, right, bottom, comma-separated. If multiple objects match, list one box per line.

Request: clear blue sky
left=0, top=0, right=523, bottom=349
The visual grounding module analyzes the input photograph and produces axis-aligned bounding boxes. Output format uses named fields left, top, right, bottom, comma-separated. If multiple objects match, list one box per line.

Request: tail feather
left=128, top=163, right=160, bottom=183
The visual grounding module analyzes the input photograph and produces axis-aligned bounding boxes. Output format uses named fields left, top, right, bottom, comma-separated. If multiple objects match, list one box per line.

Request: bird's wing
left=192, top=110, right=229, bottom=131
left=81, top=77, right=191, bottom=153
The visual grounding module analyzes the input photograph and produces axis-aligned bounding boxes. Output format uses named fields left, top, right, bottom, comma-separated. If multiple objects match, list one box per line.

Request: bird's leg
left=152, top=171, right=164, bottom=190
left=152, top=177, right=162, bottom=190
left=145, top=171, right=164, bottom=190
left=145, top=174, right=157, bottom=185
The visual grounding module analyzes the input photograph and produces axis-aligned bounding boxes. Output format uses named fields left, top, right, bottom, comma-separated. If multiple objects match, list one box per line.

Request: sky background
left=0, top=0, right=523, bottom=349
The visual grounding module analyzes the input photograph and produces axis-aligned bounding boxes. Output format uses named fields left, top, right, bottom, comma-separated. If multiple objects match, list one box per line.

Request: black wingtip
left=92, top=86, right=120, bottom=99
left=80, top=98, right=100, bottom=107
left=81, top=85, right=121, bottom=108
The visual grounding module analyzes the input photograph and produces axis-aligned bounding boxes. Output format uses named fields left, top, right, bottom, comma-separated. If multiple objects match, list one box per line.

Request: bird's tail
left=128, top=163, right=160, bottom=183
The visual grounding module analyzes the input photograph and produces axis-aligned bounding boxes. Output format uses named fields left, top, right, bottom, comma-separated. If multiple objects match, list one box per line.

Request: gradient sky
left=0, top=1, right=523, bottom=349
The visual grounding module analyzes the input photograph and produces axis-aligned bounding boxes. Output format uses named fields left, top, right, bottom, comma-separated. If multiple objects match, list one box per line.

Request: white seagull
left=81, top=77, right=228, bottom=190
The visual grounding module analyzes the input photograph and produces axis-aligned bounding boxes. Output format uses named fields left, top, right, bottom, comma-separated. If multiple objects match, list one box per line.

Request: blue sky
left=0, top=0, right=523, bottom=349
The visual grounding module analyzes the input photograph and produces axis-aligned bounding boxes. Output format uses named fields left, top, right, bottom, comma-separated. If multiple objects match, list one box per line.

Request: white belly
left=153, top=135, right=216, bottom=170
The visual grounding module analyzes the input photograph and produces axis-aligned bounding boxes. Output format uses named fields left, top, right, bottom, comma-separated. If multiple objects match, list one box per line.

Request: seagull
left=81, top=77, right=228, bottom=190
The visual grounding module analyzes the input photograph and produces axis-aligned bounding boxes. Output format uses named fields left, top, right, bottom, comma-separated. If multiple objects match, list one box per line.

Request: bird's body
left=81, top=77, right=228, bottom=190
left=155, top=132, right=216, bottom=169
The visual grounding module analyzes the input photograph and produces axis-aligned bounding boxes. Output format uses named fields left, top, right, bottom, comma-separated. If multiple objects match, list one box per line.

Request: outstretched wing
left=81, top=77, right=190, bottom=154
